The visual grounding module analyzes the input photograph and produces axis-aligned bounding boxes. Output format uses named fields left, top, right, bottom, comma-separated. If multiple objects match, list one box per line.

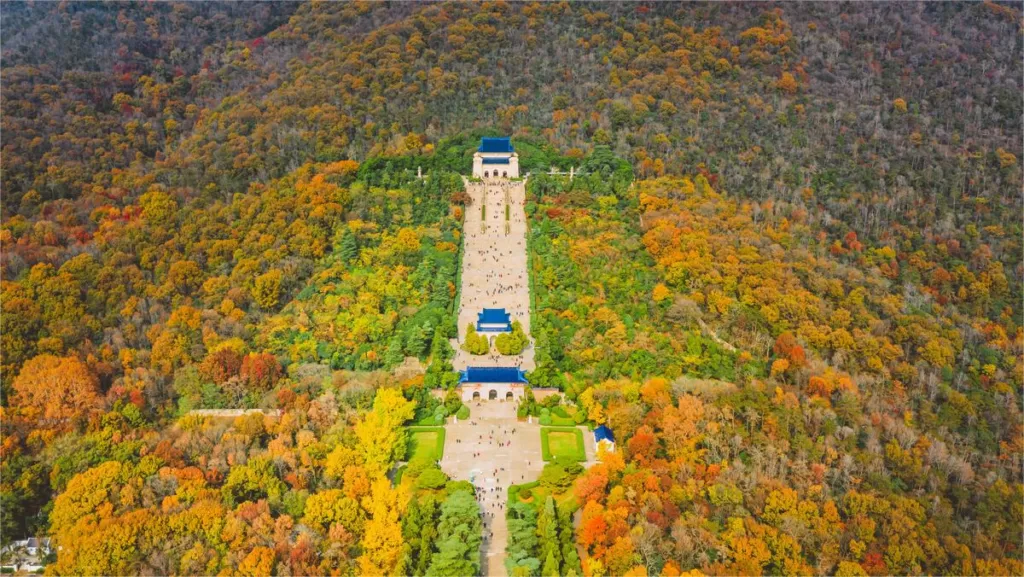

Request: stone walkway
left=452, top=178, right=534, bottom=371
left=440, top=401, right=544, bottom=577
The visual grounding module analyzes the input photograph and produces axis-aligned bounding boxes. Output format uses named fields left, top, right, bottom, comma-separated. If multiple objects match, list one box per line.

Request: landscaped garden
left=539, top=426, right=585, bottom=462
left=407, top=426, right=446, bottom=462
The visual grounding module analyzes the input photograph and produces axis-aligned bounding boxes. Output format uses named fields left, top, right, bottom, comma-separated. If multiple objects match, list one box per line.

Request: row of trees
left=506, top=495, right=581, bottom=577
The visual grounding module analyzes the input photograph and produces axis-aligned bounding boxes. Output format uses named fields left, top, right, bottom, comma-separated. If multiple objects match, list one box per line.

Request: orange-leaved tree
left=12, top=354, right=103, bottom=430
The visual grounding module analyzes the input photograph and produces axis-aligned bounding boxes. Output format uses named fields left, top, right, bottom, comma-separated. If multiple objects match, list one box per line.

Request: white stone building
left=472, top=137, right=519, bottom=179
left=457, top=366, right=528, bottom=402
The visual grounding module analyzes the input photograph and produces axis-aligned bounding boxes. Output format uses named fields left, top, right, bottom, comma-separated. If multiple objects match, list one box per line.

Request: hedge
left=508, top=480, right=541, bottom=502
left=540, top=427, right=586, bottom=462
left=550, top=415, right=576, bottom=426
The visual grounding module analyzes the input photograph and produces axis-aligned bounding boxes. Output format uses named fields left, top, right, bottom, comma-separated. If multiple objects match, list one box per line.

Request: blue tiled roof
left=478, top=308, right=510, bottom=324
left=479, top=137, right=514, bottom=153
left=594, top=425, right=615, bottom=443
left=460, top=366, right=529, bottom=384
left=482, top=158, right=510, bottom=164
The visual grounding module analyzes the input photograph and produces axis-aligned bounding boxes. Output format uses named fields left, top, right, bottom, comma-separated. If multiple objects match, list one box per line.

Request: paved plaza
left=440, top=401, right=544, bottom=577
left=451, top=179, right=534, bottom=370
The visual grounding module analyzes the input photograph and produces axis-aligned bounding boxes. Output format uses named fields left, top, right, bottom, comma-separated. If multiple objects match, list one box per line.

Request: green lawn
left=540, top=426, right=586, bottom=462
left=407, top=426, right=446, bottom=462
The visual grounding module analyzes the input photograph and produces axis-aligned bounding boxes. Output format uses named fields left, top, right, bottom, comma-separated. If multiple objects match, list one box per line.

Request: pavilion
left=594, top=425, right=616, bottom=452
left=476, top=308, right=512, bottom=332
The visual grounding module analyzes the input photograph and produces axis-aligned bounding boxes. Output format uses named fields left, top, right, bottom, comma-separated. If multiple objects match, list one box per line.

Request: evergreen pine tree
left=537, top=495, right=561, bottom=569
left=407, top=325, right=427, bottom=357
left=416, top=524, right=437, bottom=576
left=426, top=491, right=481, bottom=577
left=338, top=228, right=358, bottom=263
left=386, top=334, right=405, bottom=367
left=541, top=550, right=560, bottom=577
left=432, top=266, right=452, bottom=306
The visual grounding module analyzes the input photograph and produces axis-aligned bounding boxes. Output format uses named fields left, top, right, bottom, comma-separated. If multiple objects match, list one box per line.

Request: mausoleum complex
left=454, top=137, right=531, bottom=399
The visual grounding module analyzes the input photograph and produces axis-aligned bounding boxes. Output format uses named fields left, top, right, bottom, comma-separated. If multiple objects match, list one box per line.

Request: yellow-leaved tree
left=354, top=387, right=415, bottom=477
left=357, top=478, right=408, bottom=576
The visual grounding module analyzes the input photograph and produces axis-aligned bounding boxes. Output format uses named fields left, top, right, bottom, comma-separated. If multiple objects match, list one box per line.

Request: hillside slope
left=0, top=2, right=1021, bottom=575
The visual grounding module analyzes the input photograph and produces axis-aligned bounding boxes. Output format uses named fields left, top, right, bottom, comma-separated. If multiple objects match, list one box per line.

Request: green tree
left=495, top=320, right=528, bottom=355
left=506, top=501, right=540, bottom=576
left=385, top=335, right=406, bottom=367
left=537, top=495, right=561, bottom=573
left=462, top=324, right=490, bottom=355
left=426, top=490, right=482, bottom=577
left=338, top=227, right=358, bottom=263
left=542, top=549, right=560, bottom=577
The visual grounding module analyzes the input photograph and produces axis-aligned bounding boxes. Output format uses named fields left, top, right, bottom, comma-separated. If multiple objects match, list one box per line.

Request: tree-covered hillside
left=0, top=2, right=1020, bottom=576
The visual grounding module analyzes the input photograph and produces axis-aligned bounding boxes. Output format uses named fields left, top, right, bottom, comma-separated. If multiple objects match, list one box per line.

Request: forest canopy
left=0, top=2, right=1021, bottom=576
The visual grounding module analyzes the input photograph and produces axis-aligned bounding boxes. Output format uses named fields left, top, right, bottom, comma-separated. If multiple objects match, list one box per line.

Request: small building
left=1, top=537, right=52, bottom=571
left=458, top=366, right=528, bottom=402
left=594, top=425, right=615, bottom=452
left=472, top=137, right=519, bottom=179
left=476, top=308, right=512, bottom=332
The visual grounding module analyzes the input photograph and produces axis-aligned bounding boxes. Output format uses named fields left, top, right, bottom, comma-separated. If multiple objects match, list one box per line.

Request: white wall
left=472, top=153, right=519, bottom=178
left=458, top=382, right=525, bottom=402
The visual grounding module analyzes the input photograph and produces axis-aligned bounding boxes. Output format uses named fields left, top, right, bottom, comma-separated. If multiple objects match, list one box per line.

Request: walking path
left=451, top=178, right=534, bottom=370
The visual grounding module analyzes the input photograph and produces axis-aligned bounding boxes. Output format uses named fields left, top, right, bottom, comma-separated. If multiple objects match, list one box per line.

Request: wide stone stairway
left=451, top=178, right=534, bottom=371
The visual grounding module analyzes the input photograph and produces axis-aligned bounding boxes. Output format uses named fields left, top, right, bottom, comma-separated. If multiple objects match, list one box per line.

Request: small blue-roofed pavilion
left=459, top=366, right=528, bottom=384
left=477, top=308, right=512, bottom=332
left=594, top=425, right=616, bottom=451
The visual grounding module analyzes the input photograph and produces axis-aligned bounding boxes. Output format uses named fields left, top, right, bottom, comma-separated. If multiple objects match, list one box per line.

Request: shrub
left=446, top=480, right=475, bottom=495
left=551, top=406, right=569, bottom=418
left=519, top=487, right=533, bottom=500
left=550, top=415, right=575, bottom=426
left=539, top=414, right=552, bottom=426
left=539, top=462, right=575, bottom=490
left=456, top=404, right=470, bottom=419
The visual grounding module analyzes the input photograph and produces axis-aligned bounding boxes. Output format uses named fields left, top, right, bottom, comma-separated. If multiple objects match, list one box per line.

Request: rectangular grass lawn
left=407, top=426, right=446, bottom=462
left=540, top=426, right=586, bottom=462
